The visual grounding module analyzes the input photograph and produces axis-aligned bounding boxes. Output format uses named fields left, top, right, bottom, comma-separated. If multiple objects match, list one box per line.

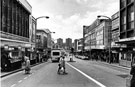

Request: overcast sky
left=27, top=0, right=119, bottom=42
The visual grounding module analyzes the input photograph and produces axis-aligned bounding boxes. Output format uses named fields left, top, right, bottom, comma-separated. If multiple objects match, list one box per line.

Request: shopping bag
left=22, top=62, right=26, bottom=69
left=126, top=75, right=132, bottom=87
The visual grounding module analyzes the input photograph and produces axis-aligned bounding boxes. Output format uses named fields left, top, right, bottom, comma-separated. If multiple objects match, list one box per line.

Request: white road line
left=24, top=77, right=28, bottom=79
left=67, top=63, right=106, bottom=87
left=28, top=75, right=31, bottom=77
left=18, top=80, right=22, bottom=83
left=11, top=84, right=16, bottom=87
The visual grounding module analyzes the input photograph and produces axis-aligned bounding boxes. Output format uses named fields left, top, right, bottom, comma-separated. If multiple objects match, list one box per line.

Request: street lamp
left=97, top=15, right=112, bottom=63
left=35, top=16, right=49, bottom=63
left=36, top=16, right=49, bottom=20
left=35, top=16, right=49, bottom=49
left=46, top=31, right=55, bottom=53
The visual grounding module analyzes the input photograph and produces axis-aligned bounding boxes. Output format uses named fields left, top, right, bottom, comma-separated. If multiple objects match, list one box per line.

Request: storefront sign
left=25, top=44, right=31, bottom=47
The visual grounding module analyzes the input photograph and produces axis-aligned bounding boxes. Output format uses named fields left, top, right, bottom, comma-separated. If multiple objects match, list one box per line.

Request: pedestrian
left=24, top=56, right=31, bottom=74
left=130, top=64, right=135, bottom=87
left=57, top=56, right=67, bottom=74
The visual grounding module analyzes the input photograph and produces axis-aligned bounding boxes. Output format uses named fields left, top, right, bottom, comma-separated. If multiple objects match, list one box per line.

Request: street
left=1, top=57, right=130, bottom=87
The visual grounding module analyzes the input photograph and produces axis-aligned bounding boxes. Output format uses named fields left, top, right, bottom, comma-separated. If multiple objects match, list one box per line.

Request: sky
left=27, top=0, right=119, bottom=42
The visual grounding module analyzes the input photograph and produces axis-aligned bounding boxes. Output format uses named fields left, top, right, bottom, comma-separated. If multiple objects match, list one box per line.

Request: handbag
left=25, top=67, right=31, bottom=71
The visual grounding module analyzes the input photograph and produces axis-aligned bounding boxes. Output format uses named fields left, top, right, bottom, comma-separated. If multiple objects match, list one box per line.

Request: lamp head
left=45, top=16, right=49, bottom=19
left=97, top=15, right=101, bottom=18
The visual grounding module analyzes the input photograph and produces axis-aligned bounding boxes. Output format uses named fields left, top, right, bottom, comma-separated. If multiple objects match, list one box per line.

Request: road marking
left=11, top=84, right=16, bottom=87
left=28, top=75, right=31, bottom=77
left=18, top=80, right=22, bottom=83
left=67, top=63, right=106, bottom=87
left=24, top=77, right=28, bottom=79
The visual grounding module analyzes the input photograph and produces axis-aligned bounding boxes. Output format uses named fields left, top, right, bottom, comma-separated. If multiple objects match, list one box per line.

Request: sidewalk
left=73, top=56, right=131, bottom=70
left=0, top=62, right=46, bottom=78
left=97, top=61, right=131, bottom=70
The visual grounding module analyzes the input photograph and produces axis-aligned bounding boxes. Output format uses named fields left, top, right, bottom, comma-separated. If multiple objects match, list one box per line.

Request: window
left=121, top=25, right=126, bottom=32
left=131, top=22, right=134, bottom=29
left=126, top=53, right=132, bottom=61
left=120, top=0, right=126, bottom=8
left=127, top=0, right=134, bottom=4
left=131, top=12, right=134, bottom=21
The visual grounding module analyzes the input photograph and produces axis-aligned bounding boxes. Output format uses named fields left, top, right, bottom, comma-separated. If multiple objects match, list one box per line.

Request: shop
left=1, top=39, right=36, bottom=71
left=1, top=45, right=23, bottom=71
left=117, top=39, right=135, bottom=68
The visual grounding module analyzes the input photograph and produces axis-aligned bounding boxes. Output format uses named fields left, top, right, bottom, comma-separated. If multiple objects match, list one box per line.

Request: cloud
left=27, top=0, right=119, bottom=42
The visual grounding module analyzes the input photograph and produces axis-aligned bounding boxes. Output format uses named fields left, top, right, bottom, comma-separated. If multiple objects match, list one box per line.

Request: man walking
left=57, top=56, right=67, bottom=74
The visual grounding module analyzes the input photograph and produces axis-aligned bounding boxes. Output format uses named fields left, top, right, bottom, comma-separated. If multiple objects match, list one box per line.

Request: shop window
left=121, top=53, right=126, bottom=60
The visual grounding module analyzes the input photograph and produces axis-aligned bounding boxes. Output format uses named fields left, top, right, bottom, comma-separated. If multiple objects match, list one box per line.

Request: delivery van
left=51, top=49, right=62, bottom=62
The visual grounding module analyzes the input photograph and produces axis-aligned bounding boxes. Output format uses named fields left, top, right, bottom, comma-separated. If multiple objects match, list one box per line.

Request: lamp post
left=97, top=15, right=112, bottom=63
left=35, top=16, right=49, bottom=63
left=35, top=16, right=49, bottom=50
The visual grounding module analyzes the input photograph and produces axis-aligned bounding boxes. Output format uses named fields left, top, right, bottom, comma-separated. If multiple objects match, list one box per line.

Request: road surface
left=1, top=57, right=130, bottom=87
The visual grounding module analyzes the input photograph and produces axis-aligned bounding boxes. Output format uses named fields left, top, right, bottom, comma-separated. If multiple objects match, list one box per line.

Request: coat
left=130, top=65, right=135, bottom=87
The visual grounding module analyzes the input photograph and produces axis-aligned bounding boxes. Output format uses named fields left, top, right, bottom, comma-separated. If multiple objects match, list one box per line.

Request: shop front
left=119, top=48, right=135, bottom=67
left=1, top=39, right=36, bottom=71
left=1, top=45, right=23, bottom=71
left=117, top=39, right=135, bottom=68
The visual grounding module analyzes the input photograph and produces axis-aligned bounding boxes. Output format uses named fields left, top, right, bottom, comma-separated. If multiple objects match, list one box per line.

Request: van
left=51, top=49, right=62, bottom=62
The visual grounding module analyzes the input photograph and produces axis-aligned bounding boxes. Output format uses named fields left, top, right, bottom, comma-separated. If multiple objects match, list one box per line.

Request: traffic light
left=71, top=48, right=74, bottom=53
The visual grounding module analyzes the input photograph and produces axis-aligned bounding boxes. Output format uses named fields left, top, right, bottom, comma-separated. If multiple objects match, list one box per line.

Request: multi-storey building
left=74, top=39, right=78, bottom=53
left=95, top=19, right=112, bottom=58
left=77, top=38, right=83, bottom=52
left=36, top=29, right=49, bottom=62
left=66, top=38, right=72, bottom=50
left=0, top=0, right=34, bottom=71
left=117, top=0, right=135, bottom=67
left=44, top=29, right=52, bottom=55
left=111, top=11, right=120, bottom=63
left=84, top=19, right=111, bottom=59
left=57, top=38, right=63, bottom=48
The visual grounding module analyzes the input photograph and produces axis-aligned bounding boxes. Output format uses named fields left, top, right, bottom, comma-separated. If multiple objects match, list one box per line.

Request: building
left=77, top=38, right=83, bottom=52
left=117, top=0, right=135, bottom=67
left=29, top=16, right=37, bottom=64
left=1, top=0, right=34, bottom=71
left=36, top=29, right=50, bottom=62
left=57, top=38, right=63, bottom=48
left=84, top=19, right=111, bottom=60
left=111, top=11, right=120, bottom=63
left=65, top=38, right=72, bottom=50
left=74, top=39, right=78, bottom=53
